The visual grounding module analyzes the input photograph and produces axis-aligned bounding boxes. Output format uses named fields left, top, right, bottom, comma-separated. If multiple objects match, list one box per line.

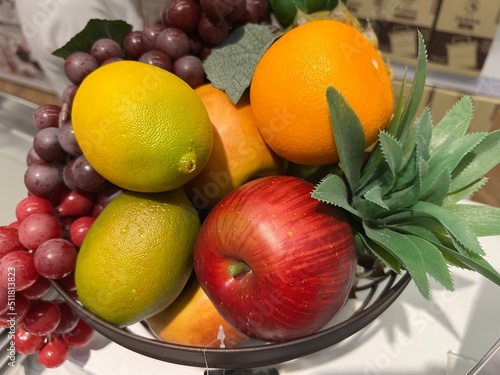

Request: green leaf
left=422, top=132, right=486, bottom=195
left=411, top=201, right=484, bottom=255
left=357, top=233, right=402, bottom=273
left=391, top=148, right=418, bottom=192
left=383, top=179, right=421, bottom=210
left=438, top=247, right=500, bottom=288
left=364, top=225, right=431, bottom=298
left=449, top=129, right=500, bottom=193
left=407, top=235, right=454, bottom=291
left=359, top=70, right=408, bottom=190
left=358, top=34, right=426, bottom=194
left=52, top=19, right=132, bottom=59
left=388, top=31, right=427, bottom=141
left=428, top=96, right=473, bottom=154
left=203, top=23, right=276, bottom=104
left=420, top=169, right=450, bottom=204
left=442, top=177, right=487, bottom=205
left=379, top=131, right=403, bottom=177
left=392, top=222, right=448, bottom=246
left=312, top=174, right=360, bottom=217
left=326, top=86, right=365, bottom=191
left=445, top=203, right=500, bottom=237
left=363, top=186, right=389, bottom=210
left=415, top=106, right=433, bottom=147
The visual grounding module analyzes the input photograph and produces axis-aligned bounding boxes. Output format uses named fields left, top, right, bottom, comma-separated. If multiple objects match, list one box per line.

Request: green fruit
left=269, top=0, right=297, bottom=26
left=270, top=0, right=346, bottom=27
left=74, top=189, right=200, bottom=327
left=295, top=0, right=340, bottom=13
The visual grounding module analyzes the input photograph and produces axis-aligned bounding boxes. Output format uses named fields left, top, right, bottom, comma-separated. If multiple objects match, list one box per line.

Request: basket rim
left=51, top=271, right=411, bottom=369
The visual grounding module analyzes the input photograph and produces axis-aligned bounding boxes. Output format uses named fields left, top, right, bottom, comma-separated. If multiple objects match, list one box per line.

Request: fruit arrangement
left=2, top=0, right=500, bottom=370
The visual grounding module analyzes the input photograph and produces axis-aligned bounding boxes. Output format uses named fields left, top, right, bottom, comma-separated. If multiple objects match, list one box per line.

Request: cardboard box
left=428, top=0, right=500, bottom=76
left=346, top=0, right=380, bottom=27
left=392, top=79, right=433, bottom=118
left=376, top=0, right=442, bottom=60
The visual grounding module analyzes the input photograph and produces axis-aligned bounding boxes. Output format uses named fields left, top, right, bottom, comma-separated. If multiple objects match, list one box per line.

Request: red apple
left=193, top=175, right=357, bottom=342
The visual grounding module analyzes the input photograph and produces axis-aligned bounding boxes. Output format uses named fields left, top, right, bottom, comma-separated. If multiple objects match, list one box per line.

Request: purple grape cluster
left=64, top=0, right=270, bottom=89
left=0, top=0, right=271, bottom=369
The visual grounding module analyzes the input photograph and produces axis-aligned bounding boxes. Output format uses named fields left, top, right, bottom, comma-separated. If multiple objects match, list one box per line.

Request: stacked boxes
left=428, top=0, right=500, bottom=76
left=376, top=0, right=442, bottom=61
left=347, top=0, right=500, bottom=77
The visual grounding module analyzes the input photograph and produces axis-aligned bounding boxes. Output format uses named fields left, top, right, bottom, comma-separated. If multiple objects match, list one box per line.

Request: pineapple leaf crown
left=312, top=32, right=500, bottom=299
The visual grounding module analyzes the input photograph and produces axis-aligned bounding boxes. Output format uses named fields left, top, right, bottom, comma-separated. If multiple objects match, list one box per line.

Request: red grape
left=98, top=184, right=124, bottom=207
left=33, top=104, right=61, bottom=131
left=71, top=155, right=107, bottom=192
left=139, top=50, right=173, bottom=71
left=17, top=212, right=62, bottom=251
left=243, top=0, right=270, bottom=24
left=33, top=127, right=67, bottom=164
left=62, top=84, right=78, bottom=106
left=34, top=238, right=77, bottom=279
left=91, top=38, right=124, bottom=64
left=62, top=159, right=79, bottom=191
left=0, top=250, right=39, bottom=291
left=162, top=0, right=202, bottom=34
left=173, top=55, right=206, bottom=88
left=156, top=27, right=191, bottom=60
left=20, top=276, right=52, bottom=300
left=24, top=161, right=63, bottom=199
left=69, top=216, right=95, bottom=247
left=23, top=300, right=61, bottom=336
left=64, top=52, right=98, bottom=85
left=58, top=121, right=83, bottom=157
left=14, top=324, right=46, bottom=355
left=15, top=195, right=54, bottom=222
left=123, top=30, right=144, bottom=59
left=198, top=14, right=229, bottom=45
left=57, top=272, right=76, bottom=294
left=200, top=0, right=245, bottom=23
left=0, top=287, right=8, bottom=315
left=53, top=300, right=79, bottom=334
left=63, top=319, right=94, bottom=347
left=38, top=336, right=69, bottom=368
left=142, top=23, right=166, bottom=51
left=56, top=189, right=94, bottom=217
left=26, top=147, right=43, bottom=166
left=0, top=292, right=30, bottom=324
left=0, top=226, right=24, bottom=259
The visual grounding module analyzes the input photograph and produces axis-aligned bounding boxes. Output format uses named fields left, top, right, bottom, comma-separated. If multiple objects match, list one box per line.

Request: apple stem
left=227, top=261, right=251, bottom=278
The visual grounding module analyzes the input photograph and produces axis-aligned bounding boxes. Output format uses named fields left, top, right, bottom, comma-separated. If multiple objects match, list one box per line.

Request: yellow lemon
left=74, top=188, right=200, bottom=327
left=71, top=60, right=213, bottom=192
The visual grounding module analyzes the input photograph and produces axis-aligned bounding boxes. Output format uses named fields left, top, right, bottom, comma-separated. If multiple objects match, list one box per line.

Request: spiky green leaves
left=312, top=31, right=500, bottom=299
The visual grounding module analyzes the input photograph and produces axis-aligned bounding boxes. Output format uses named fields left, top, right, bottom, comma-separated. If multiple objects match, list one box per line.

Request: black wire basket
left=51, top=267, right=411, bottom=370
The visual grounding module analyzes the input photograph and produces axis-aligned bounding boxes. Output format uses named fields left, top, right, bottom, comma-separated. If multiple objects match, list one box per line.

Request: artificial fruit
left=146, top=276, right=247, bottom=348
left=193, top=175, right=357, bottom=342
left=184, top=84, right=285, bottom=211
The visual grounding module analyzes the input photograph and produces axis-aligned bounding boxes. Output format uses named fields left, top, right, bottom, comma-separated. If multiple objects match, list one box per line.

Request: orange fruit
left=250, top=20, right=394, bottom=165
left=184, top=84, right=286, bottom=210
left=72, top=60, right=213, bottom=193
left=146, top=277, right=247, bottom=348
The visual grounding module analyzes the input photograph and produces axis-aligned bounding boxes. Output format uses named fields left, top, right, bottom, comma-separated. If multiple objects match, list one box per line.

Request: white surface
left=14, top=0, right=143, bottom=96
left=1, top=95, right=500, bottom=375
